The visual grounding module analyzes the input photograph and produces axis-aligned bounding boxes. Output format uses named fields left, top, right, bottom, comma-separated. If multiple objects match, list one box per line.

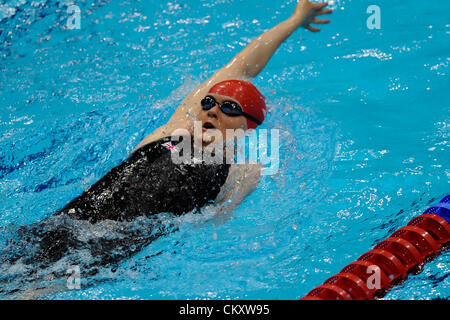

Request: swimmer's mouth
left=203, top=121, right=216, bottom=130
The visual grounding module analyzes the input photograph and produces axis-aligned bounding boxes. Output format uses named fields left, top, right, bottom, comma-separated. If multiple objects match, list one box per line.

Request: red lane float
left=301, top=195, right=450, bottom=300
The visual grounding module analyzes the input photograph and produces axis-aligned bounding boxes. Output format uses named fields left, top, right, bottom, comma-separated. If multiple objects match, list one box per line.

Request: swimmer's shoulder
left=133, top=119, right=192, bottom=153
left=213, top=163, right=262, bottom=217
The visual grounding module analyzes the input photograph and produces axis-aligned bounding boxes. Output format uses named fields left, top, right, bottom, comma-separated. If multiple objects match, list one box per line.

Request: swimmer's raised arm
left=169, top=0, right=331, bottom=124
left=229, top=0, right=332, bottom=79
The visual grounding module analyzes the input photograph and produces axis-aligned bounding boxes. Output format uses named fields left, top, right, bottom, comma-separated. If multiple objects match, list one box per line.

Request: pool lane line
left=300, top=194, right=450, bottom=300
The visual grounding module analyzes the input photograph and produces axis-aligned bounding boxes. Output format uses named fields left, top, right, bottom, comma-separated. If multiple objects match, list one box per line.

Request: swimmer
left=1, top=0, right=332, bottom=297
left=131, top=0, right=332, bottom=216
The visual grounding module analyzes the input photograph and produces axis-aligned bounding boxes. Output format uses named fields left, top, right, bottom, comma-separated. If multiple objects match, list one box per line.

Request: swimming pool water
left=0, top=0, right=448, bottom=299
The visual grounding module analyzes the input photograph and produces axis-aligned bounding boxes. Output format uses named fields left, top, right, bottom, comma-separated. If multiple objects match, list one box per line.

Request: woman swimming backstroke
left=1, top=0, right=332, bottom=295
left=133, top=0, right=332, bottom=212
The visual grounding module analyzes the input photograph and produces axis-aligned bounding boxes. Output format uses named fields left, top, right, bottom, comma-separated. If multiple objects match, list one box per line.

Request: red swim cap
left=207, top=80, right=266, bottom=129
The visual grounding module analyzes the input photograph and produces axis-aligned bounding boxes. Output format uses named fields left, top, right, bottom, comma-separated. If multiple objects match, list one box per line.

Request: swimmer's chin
left=192, top=131, right=219, bottom=146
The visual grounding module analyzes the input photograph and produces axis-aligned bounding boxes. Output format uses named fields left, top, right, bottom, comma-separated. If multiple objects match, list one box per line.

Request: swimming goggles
left=201, top=95, right=262, bottom=125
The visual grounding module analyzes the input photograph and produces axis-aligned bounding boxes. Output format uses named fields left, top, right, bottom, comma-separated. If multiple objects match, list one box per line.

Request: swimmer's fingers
left=293, top=0, right=332, bottom=32
left=312, top=18, right=330, bottom=24
left=316, top=9, right=333, bottom=16
left=312, top=2, right=329, bottom=10
left=305, top=25, right=321, bottom=33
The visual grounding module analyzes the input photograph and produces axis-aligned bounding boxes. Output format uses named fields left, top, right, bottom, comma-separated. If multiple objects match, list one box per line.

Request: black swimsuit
left=1, top=136, right=230, bottom=282
left=58, top=136, right=230, bottom=223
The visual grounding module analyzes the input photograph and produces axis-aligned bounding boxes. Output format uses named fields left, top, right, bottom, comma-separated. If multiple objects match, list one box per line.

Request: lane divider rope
left=301, top=194, right=450, bottom=300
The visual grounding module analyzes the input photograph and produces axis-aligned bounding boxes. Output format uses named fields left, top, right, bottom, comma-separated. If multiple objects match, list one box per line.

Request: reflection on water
left=0, top=0, right=448, bottom=299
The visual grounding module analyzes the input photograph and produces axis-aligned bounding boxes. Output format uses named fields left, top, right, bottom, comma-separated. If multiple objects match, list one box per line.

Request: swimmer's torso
left=57, top=136, right=230, bottom=223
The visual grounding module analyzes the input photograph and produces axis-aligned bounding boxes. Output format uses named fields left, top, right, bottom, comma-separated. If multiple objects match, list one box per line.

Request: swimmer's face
left=199, top=93, right=248, bottom=142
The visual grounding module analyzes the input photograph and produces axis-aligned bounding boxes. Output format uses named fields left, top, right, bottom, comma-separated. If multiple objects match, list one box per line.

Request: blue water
left=0, top=0, right=448, bottom=299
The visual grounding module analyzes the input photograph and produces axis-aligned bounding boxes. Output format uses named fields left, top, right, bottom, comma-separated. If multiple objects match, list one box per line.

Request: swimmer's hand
left=292, top=0, right=332, bottom=32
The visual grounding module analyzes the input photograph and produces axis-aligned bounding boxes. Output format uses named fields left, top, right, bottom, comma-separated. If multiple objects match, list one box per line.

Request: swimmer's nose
left=207, top=106, right=219, bottom=119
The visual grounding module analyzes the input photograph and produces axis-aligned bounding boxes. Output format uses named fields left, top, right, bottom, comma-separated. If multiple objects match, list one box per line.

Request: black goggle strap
left=241, top=111, right=262, bottom=125
left=222, top=104, right=262, bottom=125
